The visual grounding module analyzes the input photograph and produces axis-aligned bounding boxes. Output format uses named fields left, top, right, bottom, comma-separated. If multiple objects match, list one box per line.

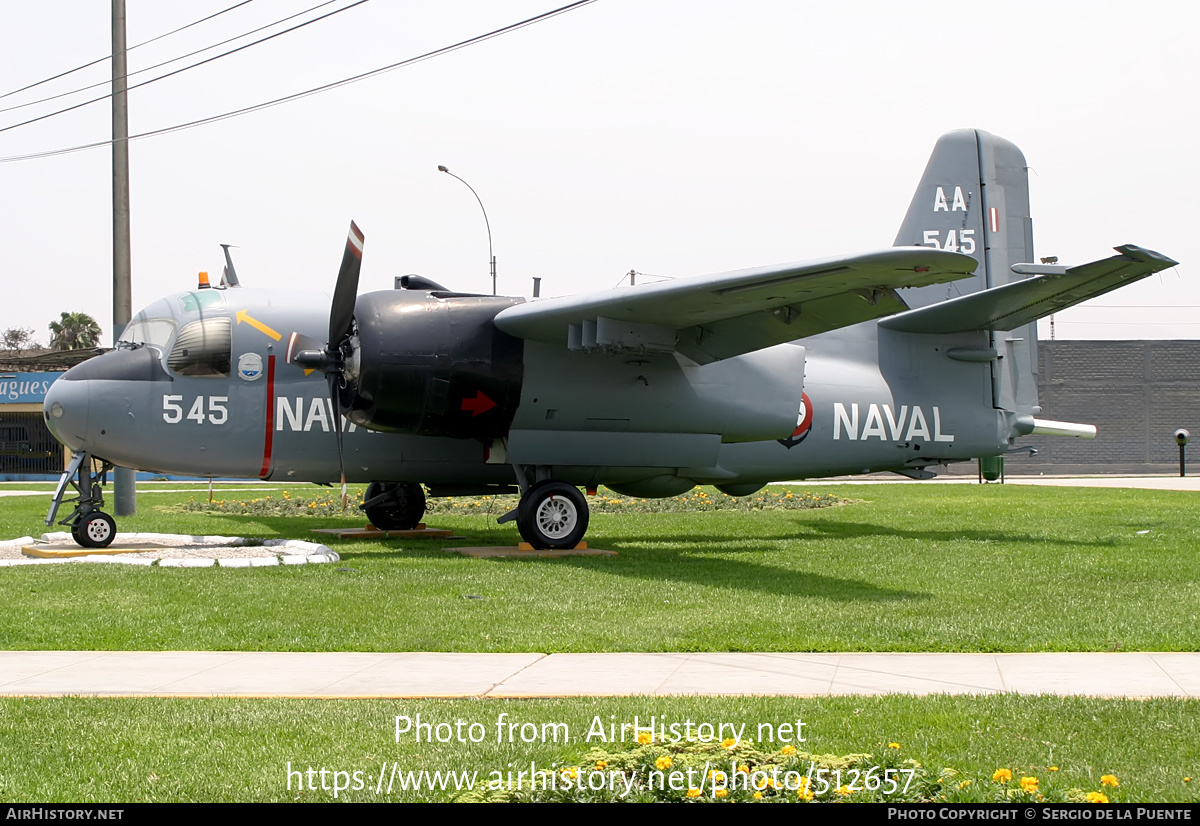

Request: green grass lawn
left=1, top=694, right=1197, bottom=802
left=1, top=483, right=1197, bottom=652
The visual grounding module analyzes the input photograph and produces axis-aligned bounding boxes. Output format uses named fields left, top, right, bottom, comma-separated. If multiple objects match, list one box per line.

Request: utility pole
left=112, top=0, right=136, bottom=516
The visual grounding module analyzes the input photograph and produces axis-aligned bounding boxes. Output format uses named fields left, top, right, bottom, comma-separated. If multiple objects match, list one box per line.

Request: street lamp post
left=438, top=165, right=496, bottom=296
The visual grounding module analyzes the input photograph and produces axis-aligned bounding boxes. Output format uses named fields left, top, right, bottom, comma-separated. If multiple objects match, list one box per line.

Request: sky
left=0, top=0, right=1196, bottom=345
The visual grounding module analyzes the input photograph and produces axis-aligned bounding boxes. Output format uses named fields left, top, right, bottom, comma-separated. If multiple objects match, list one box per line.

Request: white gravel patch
left=0, top=532, right=339, bottom=568
left=78, top=555, right=158, bottom=566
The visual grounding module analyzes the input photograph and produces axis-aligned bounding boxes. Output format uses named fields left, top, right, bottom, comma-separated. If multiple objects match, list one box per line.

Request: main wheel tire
left=516, top=481, right=588, bottom=550
left=362, top=482, right=426, bottom=530
left=74, top=511, right=116, bottom=549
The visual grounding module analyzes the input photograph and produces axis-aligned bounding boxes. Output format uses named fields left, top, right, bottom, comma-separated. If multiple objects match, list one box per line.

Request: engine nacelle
left=342, top=290, right=524, bottom=439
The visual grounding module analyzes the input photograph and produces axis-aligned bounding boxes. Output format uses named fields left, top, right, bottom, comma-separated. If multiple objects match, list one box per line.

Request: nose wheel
left=516, top=480, right=589, bottom=550
left=72, top=511, right=117, bottom=549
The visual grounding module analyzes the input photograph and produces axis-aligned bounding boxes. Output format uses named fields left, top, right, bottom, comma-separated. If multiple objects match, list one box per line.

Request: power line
left=0, top=0, right=341, bottom=116
left=0, top=0, right=598, bottom=164
left=0, top=0, right=371, bottom=136
left=0, top=1, right=256, bottom=102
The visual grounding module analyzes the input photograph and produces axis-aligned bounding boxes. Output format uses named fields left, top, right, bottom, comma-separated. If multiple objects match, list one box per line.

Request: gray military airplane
left=42, top=129, right=1176, bottom=550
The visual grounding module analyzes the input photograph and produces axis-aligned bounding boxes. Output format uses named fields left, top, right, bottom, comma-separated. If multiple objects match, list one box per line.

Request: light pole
left=438, top=165, right=496, bottom=296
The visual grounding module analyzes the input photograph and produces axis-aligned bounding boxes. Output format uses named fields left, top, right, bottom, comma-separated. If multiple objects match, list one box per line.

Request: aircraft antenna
left=220, top=244, right=241, bottom=287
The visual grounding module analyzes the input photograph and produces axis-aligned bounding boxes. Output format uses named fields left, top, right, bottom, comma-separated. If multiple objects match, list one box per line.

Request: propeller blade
left=327, top=371, right=348, bottom=510
left=329, top=221, right=365, bottom=347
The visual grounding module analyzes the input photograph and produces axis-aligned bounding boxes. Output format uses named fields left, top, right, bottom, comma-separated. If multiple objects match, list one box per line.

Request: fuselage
left=44, top=284, right=1019, bottom=493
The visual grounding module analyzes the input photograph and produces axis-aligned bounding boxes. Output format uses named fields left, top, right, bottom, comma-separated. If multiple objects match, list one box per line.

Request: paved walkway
left=794, top=475, right=1200, bottom=491
left=1007, top=475, right=1200, bottom=491
left=1, top=651, right=1196, bottom=699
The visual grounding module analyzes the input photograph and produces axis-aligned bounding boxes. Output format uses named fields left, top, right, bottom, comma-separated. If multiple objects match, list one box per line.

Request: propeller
left=291, top=221, right=365, bottom=508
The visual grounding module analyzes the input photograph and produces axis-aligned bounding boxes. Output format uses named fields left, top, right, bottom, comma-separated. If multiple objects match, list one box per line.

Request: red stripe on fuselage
left=259, top=355, right=276, bottom=478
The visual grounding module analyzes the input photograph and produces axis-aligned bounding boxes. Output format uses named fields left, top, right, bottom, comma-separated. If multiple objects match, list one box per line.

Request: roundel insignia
left=777, top=391, right=813, bottom=449
left=237, top=352, right=264, bottom=381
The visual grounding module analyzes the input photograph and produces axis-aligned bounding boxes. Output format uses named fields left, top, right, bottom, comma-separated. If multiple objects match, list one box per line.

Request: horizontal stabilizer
left=879, top=245, right=1177, bottom=334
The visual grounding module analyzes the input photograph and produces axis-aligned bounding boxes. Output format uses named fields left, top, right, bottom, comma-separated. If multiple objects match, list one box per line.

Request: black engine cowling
left=341, top=290, right=524, bottom=440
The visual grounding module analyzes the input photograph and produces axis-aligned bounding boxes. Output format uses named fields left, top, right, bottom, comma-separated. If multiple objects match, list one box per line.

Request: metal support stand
left=114, top=467, right=136, bottom=515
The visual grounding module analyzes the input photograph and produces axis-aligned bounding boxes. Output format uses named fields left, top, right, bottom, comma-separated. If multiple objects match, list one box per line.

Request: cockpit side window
left=119, top=316, right=176, bottom=349
left=167, top=317, right=232, bottom=377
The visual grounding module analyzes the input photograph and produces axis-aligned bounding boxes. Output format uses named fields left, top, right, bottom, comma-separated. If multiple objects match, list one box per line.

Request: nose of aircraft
left=44, top=373, right=90, bottom=453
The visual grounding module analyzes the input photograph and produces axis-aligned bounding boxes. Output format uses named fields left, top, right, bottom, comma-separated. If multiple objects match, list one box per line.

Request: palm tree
left=48, top=312, right=102, bottom=350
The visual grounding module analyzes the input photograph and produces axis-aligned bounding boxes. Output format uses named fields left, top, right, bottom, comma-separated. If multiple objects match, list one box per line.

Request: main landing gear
left=46, top=451, right=118, bottom=549
left=360, top=481, right=427, bottom=530
left=501, top=470, right=590, bottom=550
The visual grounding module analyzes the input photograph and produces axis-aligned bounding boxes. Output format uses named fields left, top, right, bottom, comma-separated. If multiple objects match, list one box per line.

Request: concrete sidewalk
left=793, top=475, right=1200, bottom=491
left=1, top=651, right=1196, bottom=699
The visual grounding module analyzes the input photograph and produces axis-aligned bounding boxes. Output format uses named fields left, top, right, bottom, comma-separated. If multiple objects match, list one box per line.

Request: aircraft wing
left=493, top=247, right=976, bottom=363
left=879, top=245, right=1178, bottom=334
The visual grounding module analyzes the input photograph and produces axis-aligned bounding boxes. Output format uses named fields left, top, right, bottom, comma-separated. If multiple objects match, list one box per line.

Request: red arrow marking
left=461, top=390, right=497, bottom=417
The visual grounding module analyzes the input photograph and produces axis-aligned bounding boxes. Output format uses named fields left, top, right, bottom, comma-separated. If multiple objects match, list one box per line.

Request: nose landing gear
left=46, top=451, right=118, bottom=549
left=73, top=511, right=117, bottom=548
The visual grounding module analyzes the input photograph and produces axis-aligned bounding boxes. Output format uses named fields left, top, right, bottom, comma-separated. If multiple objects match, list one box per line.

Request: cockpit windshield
left=118, top=315, right=176, bottom=349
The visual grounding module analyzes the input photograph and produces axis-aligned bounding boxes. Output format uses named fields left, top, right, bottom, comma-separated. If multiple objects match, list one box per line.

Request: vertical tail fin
left=894, top=129, right=1034, bottom=304
left=893, top=129, right=1039, bottom=413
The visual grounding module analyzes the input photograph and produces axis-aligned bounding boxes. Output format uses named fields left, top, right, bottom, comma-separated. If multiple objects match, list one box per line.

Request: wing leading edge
left=493, top=247, right=976, bottom=363
left=879, top=245, right=1178, bottom=334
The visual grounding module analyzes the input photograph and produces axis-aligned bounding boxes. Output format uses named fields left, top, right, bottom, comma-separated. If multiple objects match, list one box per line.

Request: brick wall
left=977, top=341, right=1200, bottom=475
